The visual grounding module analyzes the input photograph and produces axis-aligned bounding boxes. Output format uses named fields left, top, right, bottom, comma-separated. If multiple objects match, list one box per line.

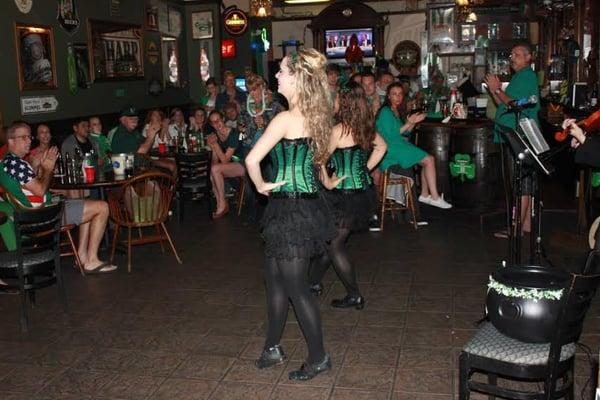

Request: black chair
left=458, top=251, right=600, bottom=400
left=0, top=201, right=67, bottom=332
left=175, top=151, right=212, bottom=222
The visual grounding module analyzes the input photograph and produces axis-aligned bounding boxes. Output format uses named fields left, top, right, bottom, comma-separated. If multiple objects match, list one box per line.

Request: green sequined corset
left=270, top=138, right=317, bottom=194
left=331, top=145, right=372, bottom=190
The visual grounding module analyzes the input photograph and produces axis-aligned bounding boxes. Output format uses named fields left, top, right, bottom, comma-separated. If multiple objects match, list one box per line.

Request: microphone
left=508, top=95, right=538, bottom=109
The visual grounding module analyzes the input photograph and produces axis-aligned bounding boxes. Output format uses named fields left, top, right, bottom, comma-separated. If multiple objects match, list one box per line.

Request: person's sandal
left=255, top=345, right=286, bottom=369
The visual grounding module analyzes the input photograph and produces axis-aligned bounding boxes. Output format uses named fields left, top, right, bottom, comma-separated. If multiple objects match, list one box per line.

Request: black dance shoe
left=331, top=295, right=365, bottom=310
left=288, top=354, right=331, bottom=381
left=310, top=283, right=323, bottom=296
left=255, top=345, right=286, bottom=369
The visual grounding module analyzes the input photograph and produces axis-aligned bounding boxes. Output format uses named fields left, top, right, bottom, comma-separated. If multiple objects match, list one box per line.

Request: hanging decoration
left=250, top=0, right=272, bottom=18
left=66, top=43, right=78, bottom=94
left=15, top=0, right=33, bottom=14
left=57, top=0, right=80, bottom=34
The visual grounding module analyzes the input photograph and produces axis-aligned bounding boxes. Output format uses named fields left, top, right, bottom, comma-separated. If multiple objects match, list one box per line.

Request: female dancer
left=245, top=49, right=335, bottom=380
left=376, top=82, right=452, bottom=209
left=309, top=81, right=387, bottom=308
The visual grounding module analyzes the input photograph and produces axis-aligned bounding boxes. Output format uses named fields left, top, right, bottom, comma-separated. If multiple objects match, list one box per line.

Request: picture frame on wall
left=427, top=3, right=455, bottom=47
left=87, top=19, right=144, bottom=81
left=161, top=36, right=180, bottom=88
left=14, top=23, right=58, bottom=90
left=72, top=42, right=91, bottom=88
left=191, top=11, right=213, bottom=39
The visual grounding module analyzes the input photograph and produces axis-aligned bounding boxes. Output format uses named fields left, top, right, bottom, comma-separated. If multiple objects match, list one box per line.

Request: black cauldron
left=486, top=266, right=570, bottom=343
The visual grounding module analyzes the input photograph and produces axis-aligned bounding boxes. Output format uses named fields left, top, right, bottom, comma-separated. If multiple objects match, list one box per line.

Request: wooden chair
left=175, top=151, right=212, bottom=221
left=458, top=251, right=600, bottom=400
left=0, top=201, right=67, bottom=332
left=2, top=192, right=84, bottom=275
left=378, top=170, right=418, bottom=231
left=108, top=171, right=182, bottom=272
left=234, top=176, right=246, bottom=216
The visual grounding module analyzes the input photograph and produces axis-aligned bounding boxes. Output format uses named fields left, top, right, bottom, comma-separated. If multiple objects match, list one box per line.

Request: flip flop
left=85, top=262, right=118, bottom=274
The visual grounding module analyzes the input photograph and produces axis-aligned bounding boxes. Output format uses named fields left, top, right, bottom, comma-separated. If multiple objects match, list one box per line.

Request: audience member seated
left=89, top=117, right=112, bottom=172
left=223, top=102, right=240, bottom=130
left=200, top=77, right=218, bottom=112
left=206, top=110, right=245, bottom=219
left=376, top=71, right=394, bottom=102
left=61, top=118, right=100, bottom=164
left=361, top=71, right=382, bottom=116
left=326, top=63, right=341, bottom=103
left=0, top=122, right=116, bottom=273
left=216, top=70, right=247, bottom=112
left=26, top=124, right=54, bottom=172
left=142, top=109, right=169, bottom=149
left=168, top=107, right=187, bottom=142
left=376, top=82, right=452, bottom=209
left=110, top=106, right=176, bottom=175
left=188, top=106, right=213, bottom=145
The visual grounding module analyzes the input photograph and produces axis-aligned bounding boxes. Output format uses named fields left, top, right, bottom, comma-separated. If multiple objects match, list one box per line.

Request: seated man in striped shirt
left=0, top=121, right=116, bottom=274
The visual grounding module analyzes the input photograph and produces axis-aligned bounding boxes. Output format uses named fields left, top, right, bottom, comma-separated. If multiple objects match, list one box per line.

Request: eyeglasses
left=12, top=135, right=33, bottom=141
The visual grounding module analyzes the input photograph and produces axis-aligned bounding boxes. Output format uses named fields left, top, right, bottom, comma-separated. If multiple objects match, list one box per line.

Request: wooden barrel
left=449, top=126, right=500, bottom=209
left=416, top=125, right=452, bottom=201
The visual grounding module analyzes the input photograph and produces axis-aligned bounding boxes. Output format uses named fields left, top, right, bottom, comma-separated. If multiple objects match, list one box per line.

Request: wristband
left=494, top=88, right=501, bottom=95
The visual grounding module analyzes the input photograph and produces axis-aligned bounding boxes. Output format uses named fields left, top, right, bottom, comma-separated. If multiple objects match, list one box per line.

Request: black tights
left=264, top=256, right=325, bottom=364
left=309, top=228, right=360, bottom=297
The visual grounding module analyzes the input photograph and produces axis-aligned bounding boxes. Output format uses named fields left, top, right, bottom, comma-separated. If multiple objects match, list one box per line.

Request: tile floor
left=0, top=205, right=598, bottom=399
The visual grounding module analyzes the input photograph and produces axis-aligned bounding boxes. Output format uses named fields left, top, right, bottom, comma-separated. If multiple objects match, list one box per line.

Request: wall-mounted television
left=325, top=28, right=374, bottom=59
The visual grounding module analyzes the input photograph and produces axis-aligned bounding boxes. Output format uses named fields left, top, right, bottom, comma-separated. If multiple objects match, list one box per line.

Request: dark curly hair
left=336, top=81, right=375, bottom=150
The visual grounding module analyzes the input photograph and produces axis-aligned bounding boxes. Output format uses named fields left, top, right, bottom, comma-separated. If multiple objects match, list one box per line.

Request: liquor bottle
left=124, top=156, right=134, bottom=177
left=64, top=152, right=71, bottom=182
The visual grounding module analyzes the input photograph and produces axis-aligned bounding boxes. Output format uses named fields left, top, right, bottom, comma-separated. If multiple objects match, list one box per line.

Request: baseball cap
left=120, top=105, right=138, bottom=117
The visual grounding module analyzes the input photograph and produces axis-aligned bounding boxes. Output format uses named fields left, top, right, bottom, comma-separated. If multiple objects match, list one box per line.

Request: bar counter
left=415, top=118, right=500, bottom=210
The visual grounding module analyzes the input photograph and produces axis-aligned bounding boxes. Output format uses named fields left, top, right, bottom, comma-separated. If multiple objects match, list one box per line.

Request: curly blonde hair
left=286, top=48, right=333, bottom=164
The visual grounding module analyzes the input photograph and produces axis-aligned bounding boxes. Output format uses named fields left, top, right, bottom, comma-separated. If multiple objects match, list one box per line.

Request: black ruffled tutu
left=325, top=187, right=377, bottom=231
left=261, top=195, right=335, bottom=259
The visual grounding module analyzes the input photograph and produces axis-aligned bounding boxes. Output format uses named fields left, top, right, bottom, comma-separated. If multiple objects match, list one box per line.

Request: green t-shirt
left=110, top=124, right=144, bottom=154
left=494, top=66, right=540, bottom=143
left=218, top=129, right=242, bottom=161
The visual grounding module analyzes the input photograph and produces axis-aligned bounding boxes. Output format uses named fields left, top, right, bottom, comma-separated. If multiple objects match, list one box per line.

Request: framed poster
left=161, top=36, right=179, bottom=88
left=191, top=11, right=213, bottom=39
left=428, top=4, right=455, bottom=46
left=72, top=42, right=91, bottom=88
left=14, top=23, right=57, bottom=90
left=87, top=19, right=144, bottom=81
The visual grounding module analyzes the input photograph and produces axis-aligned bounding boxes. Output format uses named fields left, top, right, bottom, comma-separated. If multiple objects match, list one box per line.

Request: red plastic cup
left=84, top=166, right=95, bottom=183
left=158, top=142, right=166, bottom=154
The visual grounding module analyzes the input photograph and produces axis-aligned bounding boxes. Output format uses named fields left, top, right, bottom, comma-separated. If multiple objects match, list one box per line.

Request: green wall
left=1, top=0, right=221, bottom=125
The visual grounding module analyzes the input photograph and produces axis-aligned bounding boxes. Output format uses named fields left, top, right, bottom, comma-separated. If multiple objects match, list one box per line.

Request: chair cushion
left=0, top=250, right=55, bottom=270
left=463, top=322, right=575, bottom=365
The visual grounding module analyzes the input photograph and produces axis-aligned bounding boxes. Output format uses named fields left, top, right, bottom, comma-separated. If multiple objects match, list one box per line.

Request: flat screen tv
left=325, top=28, right=374, bottom=59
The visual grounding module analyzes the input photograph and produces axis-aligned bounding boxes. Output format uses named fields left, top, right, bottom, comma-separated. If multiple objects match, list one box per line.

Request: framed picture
left=145, top=5, right=158, bottom=31
left=191, top=11, right=213, bottom=39
left=72, top=43, right=91, bottom=88
left=14, top=23, right=57, bottom=90
left=428, top=4, right=455, bottom=46
left=87, top=19, right=144, bottom=81
left=161, top=36, right=179, bottom=88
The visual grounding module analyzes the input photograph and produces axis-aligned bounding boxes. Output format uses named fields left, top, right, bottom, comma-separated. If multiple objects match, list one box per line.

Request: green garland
left=487, top=276, right=564, bottom=302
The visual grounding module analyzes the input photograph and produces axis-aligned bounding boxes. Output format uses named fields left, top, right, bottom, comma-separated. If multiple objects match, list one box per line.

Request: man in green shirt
left=109, top=106, right=176, bottom=174
left=484, top=42, right=540, bottom=236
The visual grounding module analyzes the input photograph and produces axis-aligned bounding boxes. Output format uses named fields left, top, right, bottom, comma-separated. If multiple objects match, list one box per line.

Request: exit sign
left=221, top=39, right=236, bottom=58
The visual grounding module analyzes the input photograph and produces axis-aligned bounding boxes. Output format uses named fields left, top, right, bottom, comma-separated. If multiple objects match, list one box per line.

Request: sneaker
left=418, top=195, right=432, bottom=205
left=428, top=195, right=452, bottom=209
left=368, top=219, right=381, bottom=232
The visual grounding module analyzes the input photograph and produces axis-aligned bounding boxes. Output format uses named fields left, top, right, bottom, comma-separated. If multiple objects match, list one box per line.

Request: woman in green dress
left=376, top=82, right=452, bottom=209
